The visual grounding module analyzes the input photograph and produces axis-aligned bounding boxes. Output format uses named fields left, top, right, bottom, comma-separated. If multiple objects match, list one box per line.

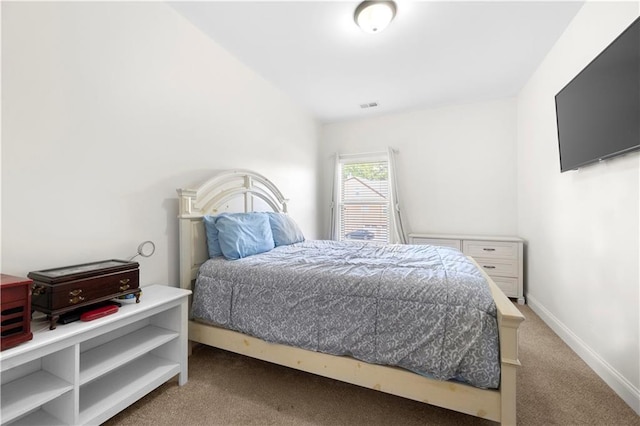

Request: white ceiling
left=170, top=1, right=584, bottom=123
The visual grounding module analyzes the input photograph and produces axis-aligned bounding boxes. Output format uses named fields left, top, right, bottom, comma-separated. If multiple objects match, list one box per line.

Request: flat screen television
left=555, top=16, right=639, bottom=172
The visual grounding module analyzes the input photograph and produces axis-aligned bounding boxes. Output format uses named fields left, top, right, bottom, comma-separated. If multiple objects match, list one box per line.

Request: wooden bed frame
left=177, top=169, right=524, bottom=425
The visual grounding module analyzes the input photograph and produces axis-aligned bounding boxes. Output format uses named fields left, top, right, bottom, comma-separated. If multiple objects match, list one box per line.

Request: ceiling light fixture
left=354, top=1, right=397, bottom=34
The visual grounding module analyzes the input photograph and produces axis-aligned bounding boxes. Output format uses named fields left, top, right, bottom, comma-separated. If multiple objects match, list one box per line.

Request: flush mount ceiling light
left=354, top=1, right=397, bottom=34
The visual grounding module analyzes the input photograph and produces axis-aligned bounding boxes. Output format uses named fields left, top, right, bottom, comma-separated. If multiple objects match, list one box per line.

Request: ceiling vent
left=360, top=102, right=379, bottom=109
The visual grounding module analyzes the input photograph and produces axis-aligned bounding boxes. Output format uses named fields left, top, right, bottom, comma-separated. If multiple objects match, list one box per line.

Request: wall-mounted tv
left=555, top=16, right=639, bottom=173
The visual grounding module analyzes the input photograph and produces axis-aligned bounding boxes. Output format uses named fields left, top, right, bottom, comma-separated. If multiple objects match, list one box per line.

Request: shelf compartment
left=1, top=370, right=73, bottom=424
left=79, top=353, right=180, bottom=425
left=79, top=325, right=178, bottom=385
left=9, top=408, right=67, bottom=426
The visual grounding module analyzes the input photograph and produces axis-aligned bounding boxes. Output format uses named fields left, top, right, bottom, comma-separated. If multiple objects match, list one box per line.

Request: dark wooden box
left=28, top=260, right=141, bottom=330
left=1, top=274, right=34, bottom=351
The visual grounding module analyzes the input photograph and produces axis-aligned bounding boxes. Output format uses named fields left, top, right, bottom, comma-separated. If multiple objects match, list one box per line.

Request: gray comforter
left=192, top=240, right=500, bottom=388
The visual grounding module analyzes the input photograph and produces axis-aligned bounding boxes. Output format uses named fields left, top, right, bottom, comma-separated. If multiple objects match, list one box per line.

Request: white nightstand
left=409, top=233, right=525, bottom=304
left=0, top=285, right=191, bottom=425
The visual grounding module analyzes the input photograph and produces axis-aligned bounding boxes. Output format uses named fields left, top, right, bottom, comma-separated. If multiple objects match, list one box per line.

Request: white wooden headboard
left=176, top=169, right=289, bottom=290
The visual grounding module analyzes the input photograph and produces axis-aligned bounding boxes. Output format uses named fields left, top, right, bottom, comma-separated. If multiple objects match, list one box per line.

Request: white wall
left=517, top=2, right=639, bottom=412
left=320, top=98, right=518, bottom=239
left=1, top=2, right=320, bottom=286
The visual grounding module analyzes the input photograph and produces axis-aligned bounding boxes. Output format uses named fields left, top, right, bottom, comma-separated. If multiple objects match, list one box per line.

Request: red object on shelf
left=80, top=304, right=119, bottom=322
left=1, top=274, right=34, bottom=351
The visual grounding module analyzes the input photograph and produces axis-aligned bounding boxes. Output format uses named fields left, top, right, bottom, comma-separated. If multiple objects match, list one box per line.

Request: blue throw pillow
left=215, top=212, right=275, bottom=260
left=267, top=212, right=305, bottom=247
left=203, top=215, right=223, bottom=258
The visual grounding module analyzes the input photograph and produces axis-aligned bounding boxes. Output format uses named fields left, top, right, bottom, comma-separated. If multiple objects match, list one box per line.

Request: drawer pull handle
left=483, top=265, right=496, bottom=269
left=32, top=285, right=46, bottom=296
left=483, top=248, right=496, bottom=251
left=69, top=289, right=83, bottom=297
left=119, top=279, right=130, bottom=291
left=69, top=296, right=85, bottom=305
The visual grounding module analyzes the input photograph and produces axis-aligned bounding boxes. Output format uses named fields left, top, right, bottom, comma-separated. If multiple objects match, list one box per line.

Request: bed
left=177, top=169, right=524, bottom=424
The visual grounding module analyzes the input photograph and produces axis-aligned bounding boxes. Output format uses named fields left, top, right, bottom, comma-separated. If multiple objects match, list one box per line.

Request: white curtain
left=329, top=153, right=340, bottom=240
left=388, top=147, right=408, bottom=244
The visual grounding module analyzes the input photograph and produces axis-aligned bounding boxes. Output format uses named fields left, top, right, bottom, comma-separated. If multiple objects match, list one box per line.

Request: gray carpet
left=105, top=304, right=638, bottom=425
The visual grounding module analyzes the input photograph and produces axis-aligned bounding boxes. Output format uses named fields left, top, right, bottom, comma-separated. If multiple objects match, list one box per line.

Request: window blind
left=338, top=159, right=390, bottom=243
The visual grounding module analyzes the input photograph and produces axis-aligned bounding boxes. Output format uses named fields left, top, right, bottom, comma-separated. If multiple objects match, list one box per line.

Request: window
left=335, top=154, right=390, bottom=243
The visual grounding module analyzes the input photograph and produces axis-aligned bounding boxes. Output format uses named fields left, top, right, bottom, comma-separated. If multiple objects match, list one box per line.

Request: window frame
left=334, top=152, right=391, bottom=244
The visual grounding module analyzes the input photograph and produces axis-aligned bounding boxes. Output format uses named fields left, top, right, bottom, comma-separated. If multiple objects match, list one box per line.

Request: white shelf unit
left=0, top=285, right=191, bottom=426
left=409, top=233, right=525, bottom=304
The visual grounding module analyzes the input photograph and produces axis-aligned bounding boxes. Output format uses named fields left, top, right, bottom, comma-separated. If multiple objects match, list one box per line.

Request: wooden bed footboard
left=187, top=276, right=523, bottom=425
left=190, top=321, right=502, bottom=419
left=478, top=258, right=525, bottom=424
left=185, top=266, right=524, bottom=425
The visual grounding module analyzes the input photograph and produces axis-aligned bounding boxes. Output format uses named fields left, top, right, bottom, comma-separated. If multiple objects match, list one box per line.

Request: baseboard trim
left=527, top=294, right=640, bottom=415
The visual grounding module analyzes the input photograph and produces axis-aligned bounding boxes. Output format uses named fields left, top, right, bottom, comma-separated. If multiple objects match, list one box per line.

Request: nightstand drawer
left=463, top=240, right=518, bottom=260
left=474, top=258, right=518, bottom=277
left=410, top=237, right=461, bottom=251
left=492, top=277, right=518, bottom=297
